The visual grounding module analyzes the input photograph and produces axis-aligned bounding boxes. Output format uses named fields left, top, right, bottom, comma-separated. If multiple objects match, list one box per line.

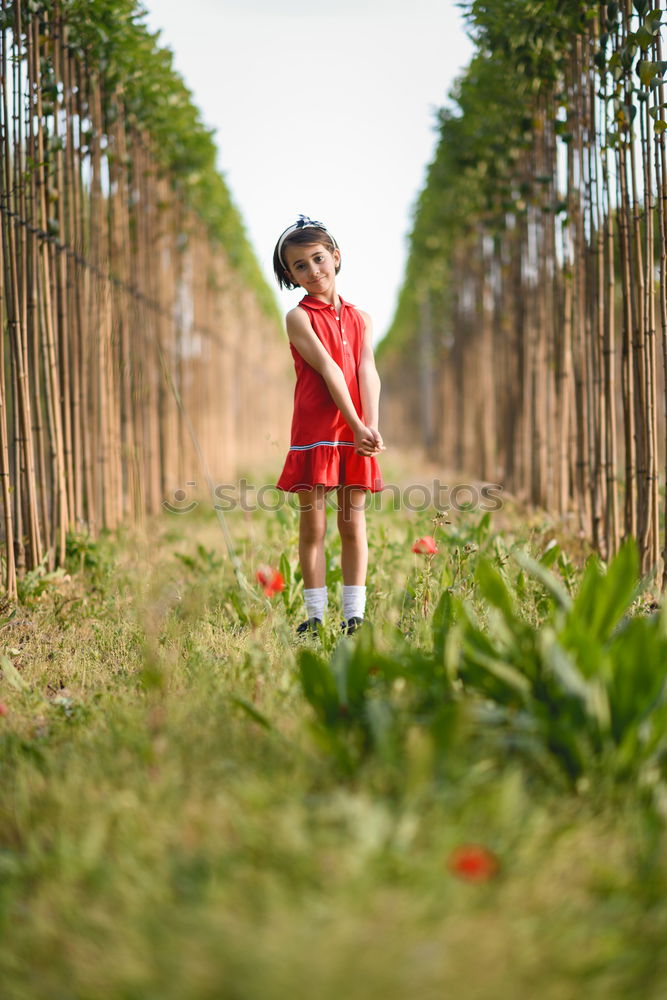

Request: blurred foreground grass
left=1, top=455, right=667, bottom=999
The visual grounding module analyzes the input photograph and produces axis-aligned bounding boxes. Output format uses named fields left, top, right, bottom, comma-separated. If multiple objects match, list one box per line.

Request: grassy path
left=1, top=453, right=666, bottom=999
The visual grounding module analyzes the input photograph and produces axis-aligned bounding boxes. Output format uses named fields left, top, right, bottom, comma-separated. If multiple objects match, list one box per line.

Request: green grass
left=1, top=457, right=667, bottom=999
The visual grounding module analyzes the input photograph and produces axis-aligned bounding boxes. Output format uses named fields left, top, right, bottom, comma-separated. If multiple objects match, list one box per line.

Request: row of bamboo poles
left=379, top=1, right=667, bottom=585
left=0, top=2, right=289, bottom=597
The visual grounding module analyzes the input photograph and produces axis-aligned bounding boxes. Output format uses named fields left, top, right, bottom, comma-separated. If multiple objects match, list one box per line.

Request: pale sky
left=141, top=0, right=473, bottom=344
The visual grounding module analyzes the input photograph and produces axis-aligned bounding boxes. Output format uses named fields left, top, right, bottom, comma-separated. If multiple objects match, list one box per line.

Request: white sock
left=304, top=586, right=328, bottom=621
left=342, top=585, right=366, bottom=621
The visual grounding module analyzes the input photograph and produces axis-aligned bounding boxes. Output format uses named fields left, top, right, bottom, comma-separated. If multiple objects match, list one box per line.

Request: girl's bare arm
left=285, top=308, right=379, bottom=455
left=357, top=310, right=383, bottom=449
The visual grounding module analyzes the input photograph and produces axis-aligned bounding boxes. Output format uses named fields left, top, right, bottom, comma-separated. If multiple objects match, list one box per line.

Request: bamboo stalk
left=0, top=1, right=288, bottom=594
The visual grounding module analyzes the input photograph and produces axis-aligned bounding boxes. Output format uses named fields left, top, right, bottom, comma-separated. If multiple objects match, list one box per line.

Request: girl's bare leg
left=337, top=486, right=368, bottom=586
left=297, top=486, right=327, bottom=589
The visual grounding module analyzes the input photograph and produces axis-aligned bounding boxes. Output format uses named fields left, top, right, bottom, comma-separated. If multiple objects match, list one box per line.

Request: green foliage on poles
left=16, top=0, right=279, bottom=319
left=379, top=0, right=667, bottom=587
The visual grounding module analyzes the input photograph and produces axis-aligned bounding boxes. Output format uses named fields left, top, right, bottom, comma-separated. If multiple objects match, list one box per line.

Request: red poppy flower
left=256, top=564, right=285, bottom=597
left=0, top=702, right=7, bottom=717
left=411, top=535, right=438, bottom=555
left=447, top=843, right=499, bottom=882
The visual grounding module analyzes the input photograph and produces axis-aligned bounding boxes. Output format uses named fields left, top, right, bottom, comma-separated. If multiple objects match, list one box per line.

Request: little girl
left=273, top=214, right=385, bottom=635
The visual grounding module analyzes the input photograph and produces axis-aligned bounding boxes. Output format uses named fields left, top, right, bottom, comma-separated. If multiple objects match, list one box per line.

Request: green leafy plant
left=16, top=559, right=70, bottom=604
left=297, top=623, right=463, bottom=776
left=454, top=540, right=667, bottom=789
left=297, top=535, right=667, bottom=795
left=174, top=543, right=223, bottom=576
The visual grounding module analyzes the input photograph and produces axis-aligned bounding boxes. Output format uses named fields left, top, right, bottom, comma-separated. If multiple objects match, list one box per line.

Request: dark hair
left=272, top=226, right=341, bottom=290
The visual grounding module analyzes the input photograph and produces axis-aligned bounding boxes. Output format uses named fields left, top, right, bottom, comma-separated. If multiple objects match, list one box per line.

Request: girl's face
left=283, top=242, right=340, bottom=295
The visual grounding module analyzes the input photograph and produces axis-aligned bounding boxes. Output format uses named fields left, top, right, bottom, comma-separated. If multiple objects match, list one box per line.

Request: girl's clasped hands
left=355, top=424, right=385, bottom=457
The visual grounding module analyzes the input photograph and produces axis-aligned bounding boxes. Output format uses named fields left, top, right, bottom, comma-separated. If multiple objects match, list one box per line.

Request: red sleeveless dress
left=276, top=293, right=384, bottom=493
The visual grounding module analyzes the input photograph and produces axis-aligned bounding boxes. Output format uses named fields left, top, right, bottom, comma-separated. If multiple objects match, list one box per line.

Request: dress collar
left=299, top=293, right=354, bottom=311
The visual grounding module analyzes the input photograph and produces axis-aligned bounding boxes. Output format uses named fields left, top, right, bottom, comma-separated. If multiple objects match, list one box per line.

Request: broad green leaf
left=538, top=629, right=590, bottom=702
left=560, top=618, right=607, bottom=679
left=475, top=558, right=516, bottom=625
left=607, top=616, right=667, bottom=740
left=608, top=51, right=623, bottom=80
left=365, top=698, right=397, bottom=762
left=539, top=630, right=611, bottom=732
left=0, top=656, right=27, bottom=691
left=432, top=587, right=455, bottom=632
left=329, top=642, right=351, bottom=710
left=475, top=511, right=491, bottom=541
left=298, top=649, right=339, bottom=725
left=568, top=539, right=639, bottom=643
left=339, top=642, right=373, bottom=709
left=461, top=631, right=531, bottom=702
left=636, top=24, right=655, bottom=51
left=639, top=60, right=658, bottom=86
left=229, top=696, right=272, bottom=730
left=513, top=549, right=572, bottom=612
left=645, top=9, right=662, bottom=33
left=432, top=588, right=455, bottom=663
left=279, top=551, right=291, bottom=593
left=621, top=41, right=638, bottom=70
left=227, top=589, right=249, bottom=625
left=539, top=539, right=560, bottom=568
left=659, top=600, right=667, bottom=637
left=444, top=622, right=463, bottom=681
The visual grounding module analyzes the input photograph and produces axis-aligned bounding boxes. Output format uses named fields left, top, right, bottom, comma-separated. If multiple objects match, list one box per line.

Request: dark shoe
left=341, top=616, right=365, bottom=636
left=296, top=617, right=322, bottom=636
